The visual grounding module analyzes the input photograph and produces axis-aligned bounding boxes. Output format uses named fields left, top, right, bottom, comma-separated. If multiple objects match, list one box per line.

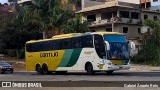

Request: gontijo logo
left=40, top=52, right=58, bottom=58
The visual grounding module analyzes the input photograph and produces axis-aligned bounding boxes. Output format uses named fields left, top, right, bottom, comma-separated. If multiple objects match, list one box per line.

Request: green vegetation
left=132, top=19, right=160, bottom=66
left=0, top=0, right=89, bottom=59
left=62, top=15, right=90, bottom=33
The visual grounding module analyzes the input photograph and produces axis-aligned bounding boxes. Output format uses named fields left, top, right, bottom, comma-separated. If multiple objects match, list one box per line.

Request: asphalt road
left=0, top=71, right=160, bottom=81
left=1, top=71, right=160, bottom=90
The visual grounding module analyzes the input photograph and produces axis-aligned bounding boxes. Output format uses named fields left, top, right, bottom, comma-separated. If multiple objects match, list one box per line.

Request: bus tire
left=42, top=64, right=49, bottom=75
left=86, top=63, right=95, bottom=75
left=36, top=64, right=42, bottom=74
left=0, top=69, right=4, bottom=74
left=106, top=70, right=113, bottom=75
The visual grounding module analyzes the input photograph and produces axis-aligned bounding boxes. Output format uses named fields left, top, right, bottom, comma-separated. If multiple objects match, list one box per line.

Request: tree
left=133, top=19, right=160, bottom=66
left=0, top=5, right=42, bottom=58
left=0, top=0, right=88, bottom=58
left=62, top=15, right=90, bottom=33
left=18, top=0, right=73, bottom=38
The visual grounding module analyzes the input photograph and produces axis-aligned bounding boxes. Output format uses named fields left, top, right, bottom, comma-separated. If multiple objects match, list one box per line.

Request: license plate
left=119, top=67, right=123, bottom=69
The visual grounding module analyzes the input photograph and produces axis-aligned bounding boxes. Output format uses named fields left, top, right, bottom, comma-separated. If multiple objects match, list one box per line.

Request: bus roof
left=26, top=32, right=123, bottom=44
left=92, top=32, right=123, bottom=35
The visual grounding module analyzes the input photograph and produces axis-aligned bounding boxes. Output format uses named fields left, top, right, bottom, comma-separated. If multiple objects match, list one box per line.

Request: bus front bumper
left=107, top=64, right=130, bottom=71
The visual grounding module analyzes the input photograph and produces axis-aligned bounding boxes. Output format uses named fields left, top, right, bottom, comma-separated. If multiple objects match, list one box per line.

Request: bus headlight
left=127, top=61, right=130, bottom=65
left=107, top=62, right=112, bottom=65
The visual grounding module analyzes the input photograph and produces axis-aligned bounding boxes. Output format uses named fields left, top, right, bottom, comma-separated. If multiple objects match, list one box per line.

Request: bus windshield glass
left=104, top=35, right=129, bottom=60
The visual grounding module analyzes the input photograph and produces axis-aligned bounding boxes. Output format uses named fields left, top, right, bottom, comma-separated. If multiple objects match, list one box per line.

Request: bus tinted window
left=52, top=40, right=60, bottom=50
left=82, top=35, right=93, bottom=48
left=26, top=41, right=52, bottom=52
left=26, top=35, right=94, bottom=52
left=60, top=39, right=72, bottom=49
left=94, top=34, right=106, bottom=59
left=72, top=37, right=83, bottom=48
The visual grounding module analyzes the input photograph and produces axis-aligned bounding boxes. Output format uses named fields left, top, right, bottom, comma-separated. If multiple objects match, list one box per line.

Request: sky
left=0, top=0, right=9, bottom=4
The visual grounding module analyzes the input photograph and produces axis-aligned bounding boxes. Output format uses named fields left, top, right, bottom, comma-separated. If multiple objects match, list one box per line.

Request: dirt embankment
left=1, top=57, right=26, bottom=71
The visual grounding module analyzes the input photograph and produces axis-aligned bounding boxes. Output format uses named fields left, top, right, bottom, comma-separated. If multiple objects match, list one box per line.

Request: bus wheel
left=0, top=69, right=4, bottom=74
left=106, top=70, right=113, bottom=75
left=36, top=64, right=42, bottom=74
left=86, top=63, right=95, bottom=75
left=42, top=64, right=49, bottom=75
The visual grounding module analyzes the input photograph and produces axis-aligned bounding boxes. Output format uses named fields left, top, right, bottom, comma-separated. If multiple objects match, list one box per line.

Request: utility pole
left=111, top=13, right=114, bottom=32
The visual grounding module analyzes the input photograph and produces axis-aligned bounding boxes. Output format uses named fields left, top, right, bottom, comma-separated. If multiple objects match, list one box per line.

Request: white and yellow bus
left=26, top=32, right=132, bottom=75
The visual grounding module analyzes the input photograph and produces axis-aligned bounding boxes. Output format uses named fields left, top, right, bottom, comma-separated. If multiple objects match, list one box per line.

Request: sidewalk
left=123, top=64, right=160, bottom=72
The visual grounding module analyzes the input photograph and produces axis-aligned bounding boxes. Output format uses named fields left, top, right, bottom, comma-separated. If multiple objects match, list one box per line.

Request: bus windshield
left=104, top=35, right=129, bottom=60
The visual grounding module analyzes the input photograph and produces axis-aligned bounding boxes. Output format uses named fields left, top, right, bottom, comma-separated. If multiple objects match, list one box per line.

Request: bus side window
left=82, top=35, right=93, bottom=48
left=52, top=41, right=57, bottom=50
left=26, top=44, right=32, bottom=52
left=64, top=39, right=72, bottom=49
left=72, top=37, right=82, bottom=49
left=53, top=40, right=60, bottom=50
left=59, top=39, right=64, bottom=50
left=94, top=35, right=106, bottom=59
left=44, top=41, right=52, bottom=51
left=33, top=43, right=39, bottom=52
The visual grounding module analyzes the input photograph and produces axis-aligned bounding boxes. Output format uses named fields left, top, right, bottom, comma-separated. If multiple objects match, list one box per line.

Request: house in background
left=82, top=0, right=140, bottom=9
left=151, top=0, right=160, bottom=11
left=77, top=0, right=160, bottom=55
left=140, top=0, right=151, bottom=9
left=140, top=0, right=160, bottom=39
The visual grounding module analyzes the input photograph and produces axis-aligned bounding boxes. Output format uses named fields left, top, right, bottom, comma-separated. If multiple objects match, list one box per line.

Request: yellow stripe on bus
left=110, top=60, right=123, bottom=65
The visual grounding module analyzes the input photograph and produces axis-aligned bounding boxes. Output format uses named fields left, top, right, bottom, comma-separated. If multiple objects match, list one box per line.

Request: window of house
left=153, top=0, right=158, bottom=2
left=131, top=12, right=139, bottom=19
left=144, top=15, right=148, bottom=20
left=153, top=16, right=158, bottom=20
left=87, top=14, right=96, bottom=22
left=101, top=12, right=117, bottom=20
left=123, top=27, right=128, bottom=33
left=106, top=28, right=112, bottom=32
left=146, top=2, right=151, bottom=8
left=147, top=28, right=151, bottom=33
left=138, top=28, right=141, bottom=34
left=120, top=11, right=129, bottom=18
left=141, top=3, right=145, bottom=9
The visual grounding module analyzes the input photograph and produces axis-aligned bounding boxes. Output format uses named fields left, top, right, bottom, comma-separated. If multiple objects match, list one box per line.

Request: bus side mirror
left=104, top=41, right=110, bottom=50
left=129, top=41, right=136, bottom=51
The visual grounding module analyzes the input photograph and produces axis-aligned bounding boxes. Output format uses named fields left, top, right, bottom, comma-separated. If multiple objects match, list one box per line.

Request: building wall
left=141, top=0, right=151, bottom=3
left=90, top=24, right=141, bottom=39
left=82, top=0, right=140, bottom=9
left=141, top=11, right=160, bottom=33
left=151, top=0, right=160, bottom=6
left=118, top=25, right=141, bottom=38
left=118, top=0, right=140, bottom=4
left=151, top=0, right=160, bottom=10
left=17, top=0, right=31, bottom=4
left=141, top=11, right=160, bottom=23
left=82, top=0, right=104, bottom=9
